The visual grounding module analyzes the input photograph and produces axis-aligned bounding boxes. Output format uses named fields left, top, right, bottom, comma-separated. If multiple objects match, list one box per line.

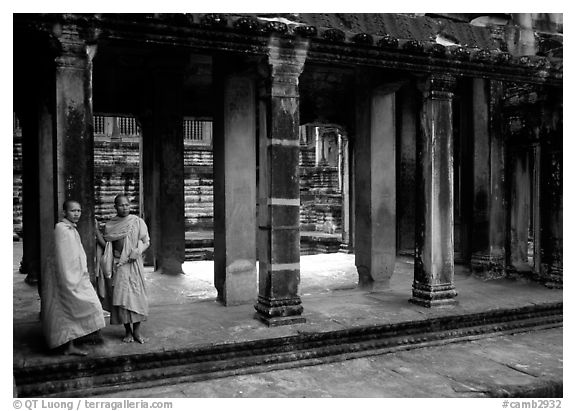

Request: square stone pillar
left=340, top=134, right=352, bottom=252
left=397, top=83, right=419, bottom=255
left=540, top=134, right=562, bottom=287
left=54, top=33, right=97, bottom=277
left=411, top=73, right=458, bottom=307
left=19, top=108, right=41, bottom=285
left=254, top=38, right=308, bottom=326
left=38, top=102, right=57, bottom=287
left=470, top=79, right=506, bottom=279
left=213, top=59, right=257, bottom=305
left=538, top=88, right=562, bottom=287
left=508, top=147, right=532, bottom=273
left=354, top=72, right=400, bottom=291
left=141, top=57, right=186, bottom=275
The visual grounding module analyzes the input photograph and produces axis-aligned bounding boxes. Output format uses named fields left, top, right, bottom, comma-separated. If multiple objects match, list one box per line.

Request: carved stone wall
left=299, top=125, right=344, bottom=255
left=13, top=127, right=344, bottom=257
left=13, top=136, right=23, bottom=238
left=94, top=138, right=141, bottom=221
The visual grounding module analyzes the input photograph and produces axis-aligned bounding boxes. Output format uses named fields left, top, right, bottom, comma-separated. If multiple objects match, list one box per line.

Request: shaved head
left=63, top=199, right=81, bottom=211
left=114, top=194, right=131, bottom=217
left=114, top=194, right=129, bottom=207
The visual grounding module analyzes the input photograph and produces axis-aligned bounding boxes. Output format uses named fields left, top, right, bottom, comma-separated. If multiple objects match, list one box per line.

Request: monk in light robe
left=41, top=200, right=105, bottom=356
left=96, top=195, right=150, bottom=343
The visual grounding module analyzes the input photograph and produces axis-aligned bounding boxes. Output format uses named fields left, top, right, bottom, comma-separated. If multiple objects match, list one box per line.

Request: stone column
left=255, top=38, right=308, bottom=326
left=38, top=101, right=57, bottom=288
left=54, top=30, right=97, bottom=278
left=539, top=93, right=562, bottom=287
left=531, top=144, right=542, bottom=274
left=508, top=148, right=532, bottom=273
left=354, top=72, right=399, bottom=291
left=411, top=73, right=458, bottom=307
left=213, top=59, right=257, bottom=305
left=19, top=108, right=41, bottom=285
left=340, top=134, right=351, bottom=252
left=397, top=83, right=419, bottom=255
left=139, top=114, right=155, bottom=268
left=470, top=79, right=506, bottom=278
left=141, top=57, right=186, bottom=275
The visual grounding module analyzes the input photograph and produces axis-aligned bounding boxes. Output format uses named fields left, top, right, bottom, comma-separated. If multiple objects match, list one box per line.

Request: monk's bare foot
left=63, top=344, right=88, bottom=356
left=122, top=335, right=134, bottom=343
left=133, top=334, right=147, bottom=344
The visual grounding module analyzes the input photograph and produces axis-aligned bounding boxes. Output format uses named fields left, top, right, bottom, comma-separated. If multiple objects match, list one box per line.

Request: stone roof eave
left=13, top=13, right=563, bottom=87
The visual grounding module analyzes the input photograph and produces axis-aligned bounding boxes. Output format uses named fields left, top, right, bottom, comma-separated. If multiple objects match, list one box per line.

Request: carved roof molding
left=13, top=13, right=562, bottom=86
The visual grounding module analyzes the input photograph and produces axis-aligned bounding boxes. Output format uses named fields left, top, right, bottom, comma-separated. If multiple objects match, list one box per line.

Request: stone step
left=14, top=303, right=562, bottom=397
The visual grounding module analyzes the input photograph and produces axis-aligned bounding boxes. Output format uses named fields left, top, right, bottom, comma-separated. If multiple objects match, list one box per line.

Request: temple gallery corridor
left=12, top=13, right=562, bottom=398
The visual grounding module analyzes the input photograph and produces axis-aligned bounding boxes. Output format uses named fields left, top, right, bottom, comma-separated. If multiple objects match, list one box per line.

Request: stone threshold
left=15, top=302, right=562, bottom=398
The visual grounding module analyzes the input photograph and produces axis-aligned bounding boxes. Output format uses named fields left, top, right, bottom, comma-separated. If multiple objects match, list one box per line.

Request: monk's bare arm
left=138, top=220, right=151, bottom=254
left=128, top=220, right=150, bottom=261
left=94, top=219, right=106, bottom=249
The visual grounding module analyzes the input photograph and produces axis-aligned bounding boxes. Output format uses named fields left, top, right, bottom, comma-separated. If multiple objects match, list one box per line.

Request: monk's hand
left=128, top=249, right=140, bottom=262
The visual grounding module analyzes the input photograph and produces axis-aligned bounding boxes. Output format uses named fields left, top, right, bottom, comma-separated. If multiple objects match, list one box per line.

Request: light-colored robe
left=100, top=214, right=150, bottom=323
left=41, top=219, right=105, bottom=349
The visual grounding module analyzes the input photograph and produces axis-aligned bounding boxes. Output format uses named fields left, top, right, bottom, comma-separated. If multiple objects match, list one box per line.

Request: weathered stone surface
left=213, top=68, right=257, bottom=305
left=141, top=59, right=186, bottom=275
left=14, top=301, right=562, bottom=397
left=412, top=73, right=457, bottom=307
left=396, top=84, right=418, bottom=255
left=54, top=32, right=97, bottom=277
left=470, top=79, right=506, bottom=279
left=354, top=73, right=398, bottom=291
left=255, top=38, right=308, bottom=325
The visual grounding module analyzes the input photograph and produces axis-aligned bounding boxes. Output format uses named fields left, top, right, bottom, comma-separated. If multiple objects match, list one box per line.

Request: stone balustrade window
left=94, top=115, right=105, bottom=136
left=184, top=118, right=213, bottom=147
left=119, top=117, right=139, bottom=136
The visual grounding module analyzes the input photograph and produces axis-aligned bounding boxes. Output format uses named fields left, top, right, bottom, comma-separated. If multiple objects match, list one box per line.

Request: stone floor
left=96, top=327, right=563, bottom=398
left=12, top=241, right=565, bottom=397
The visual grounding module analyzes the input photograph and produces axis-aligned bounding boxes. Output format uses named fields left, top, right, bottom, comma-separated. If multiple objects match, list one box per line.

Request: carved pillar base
left=470, top=252, right=506, bottom=280
left=254, top=296, right=306, bottom=327
left=339, top=242, right=354, bottom=254
left=357, top=265, right=390, bottom=291
left=410, top=282, right=458, bottom=307
left=541, top=263, right=562, bottom=289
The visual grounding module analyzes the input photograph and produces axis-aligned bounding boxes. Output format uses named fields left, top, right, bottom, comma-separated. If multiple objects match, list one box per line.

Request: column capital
left=421, top=72, right=458, bottom=99
left=267, top=36, right=309, bottom=83
left=53, top=26, right=97, bottom=69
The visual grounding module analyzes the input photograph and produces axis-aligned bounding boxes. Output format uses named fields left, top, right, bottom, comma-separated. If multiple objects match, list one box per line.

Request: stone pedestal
left=255, top=38, right=308, bottom=326
left=411, top=74, right=458, bottom=307
left=54, top=33, right=97, bottom=277
left=141, top=57, right=186, bottom=275
left=213, top=60, right=257, bottom=305
left=470, top=80, right=506, bottom=279
left=354, top=72, right=399, bottom=291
